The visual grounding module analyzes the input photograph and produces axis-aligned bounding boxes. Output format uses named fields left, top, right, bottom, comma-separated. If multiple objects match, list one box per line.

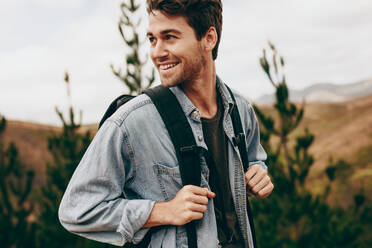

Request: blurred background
left=0, top=0, right=371, bottom=247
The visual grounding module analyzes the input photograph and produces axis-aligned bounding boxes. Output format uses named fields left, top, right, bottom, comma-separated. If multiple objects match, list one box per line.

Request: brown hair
left=147, top=0, right=223, bottom=60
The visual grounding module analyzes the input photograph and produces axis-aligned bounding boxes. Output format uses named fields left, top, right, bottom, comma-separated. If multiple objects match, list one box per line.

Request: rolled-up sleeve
left=58, top=120, right=155, bottom=246
left=246, top=104, right=268, bottom=171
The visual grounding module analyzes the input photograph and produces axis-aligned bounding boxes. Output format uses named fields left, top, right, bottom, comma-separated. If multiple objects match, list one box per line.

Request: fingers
left=256, top=182, right=274, bottom=198
left=184, top=185, right=215, bottom=198
left=246, top=164, right=266, bottom=188
left=182, top=187, right=214, bottom=212
left=245, top=165, right=274, bottom=198
left=169, top=185, right=214, bottom=225
left=251, top=175, right=270, bottom=195
left=187, top=202, right=208, bottom=213
left=188, top=194, right=208, bottom=205
left=206, top=190, right=216, bottom=198
left=189, top=212, right=204, bottom=221
left=245, top=164, right=260, bottom=181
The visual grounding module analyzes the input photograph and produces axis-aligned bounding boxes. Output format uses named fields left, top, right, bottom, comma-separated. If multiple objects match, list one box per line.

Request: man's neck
left=181, top=62, right=217, bottom=119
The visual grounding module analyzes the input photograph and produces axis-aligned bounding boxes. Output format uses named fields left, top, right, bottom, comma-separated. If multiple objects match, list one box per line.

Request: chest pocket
left=153, top=162, right=209, bottom=201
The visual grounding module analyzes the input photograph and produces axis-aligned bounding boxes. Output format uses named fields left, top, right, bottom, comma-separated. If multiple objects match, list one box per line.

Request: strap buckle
left=232, top=133, right=245, bottom=147
left=180, top=145, right=197, bottom=153
left=180, top=145, right=205, bottom=156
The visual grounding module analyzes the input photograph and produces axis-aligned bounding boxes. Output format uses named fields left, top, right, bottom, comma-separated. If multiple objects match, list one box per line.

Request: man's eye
left=165, top=35, right=175, bottom=40
left=148, top=37, right=155, bottom=43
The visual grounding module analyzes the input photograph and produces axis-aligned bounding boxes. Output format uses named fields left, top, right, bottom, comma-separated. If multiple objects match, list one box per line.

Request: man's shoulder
left=232, top=90, right=252, bottom=105
left=217, top=76, right=253, bottom=111
left=106, top=94, right=156, bottom=127
left=226, top=86, right=254, bottom=113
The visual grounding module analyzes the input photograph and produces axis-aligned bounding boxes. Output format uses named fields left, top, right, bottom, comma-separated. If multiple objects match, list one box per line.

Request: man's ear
left=202, top=26, right=218, bottom=54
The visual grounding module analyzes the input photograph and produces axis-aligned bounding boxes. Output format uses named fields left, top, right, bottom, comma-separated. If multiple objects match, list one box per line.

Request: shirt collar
left=168, top=75, right=235, bottom=120
left=169, top=85, right=198, bottom=118
left=216, top=75, right=235, bottom=115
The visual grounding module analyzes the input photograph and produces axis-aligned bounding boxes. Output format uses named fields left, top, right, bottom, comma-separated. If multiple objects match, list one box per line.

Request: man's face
left=147, top=10, right=205, bottom=87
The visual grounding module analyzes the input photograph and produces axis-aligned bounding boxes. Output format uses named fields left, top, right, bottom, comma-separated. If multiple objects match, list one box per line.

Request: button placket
left=191, top=110, right=201, bottom=122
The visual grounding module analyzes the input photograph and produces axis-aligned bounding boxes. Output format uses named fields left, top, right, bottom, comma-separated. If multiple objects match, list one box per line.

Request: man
left=59, top=1, right=274, bottom=247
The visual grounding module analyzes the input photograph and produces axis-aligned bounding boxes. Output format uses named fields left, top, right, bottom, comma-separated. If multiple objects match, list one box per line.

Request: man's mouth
left=159, top=62, right=179, bottom=71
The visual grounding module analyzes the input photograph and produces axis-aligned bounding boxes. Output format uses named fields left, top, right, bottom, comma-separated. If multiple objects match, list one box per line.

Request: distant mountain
left=256, top=79, right=372, bottom=103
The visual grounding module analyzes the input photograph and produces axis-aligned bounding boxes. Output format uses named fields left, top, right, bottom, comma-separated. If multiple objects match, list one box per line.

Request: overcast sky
left=1, top=0, right=371, bottom=125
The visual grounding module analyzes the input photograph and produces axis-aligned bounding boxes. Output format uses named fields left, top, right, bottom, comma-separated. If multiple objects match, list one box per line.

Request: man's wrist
left=143, top=201, right=173, bottom=227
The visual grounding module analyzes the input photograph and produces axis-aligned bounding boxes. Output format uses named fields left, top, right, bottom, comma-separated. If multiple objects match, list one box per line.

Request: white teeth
left=159, top=63, right=177, bottom=70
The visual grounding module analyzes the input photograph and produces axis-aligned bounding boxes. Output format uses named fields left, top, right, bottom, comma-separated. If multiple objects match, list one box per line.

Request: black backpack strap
left=144, top=85, right=201, bottom=248
left=225, top=85, right=258, bottom=248
left=225, top=86, right=249, bottom=171
left=98, top=94, right=136, bottom=129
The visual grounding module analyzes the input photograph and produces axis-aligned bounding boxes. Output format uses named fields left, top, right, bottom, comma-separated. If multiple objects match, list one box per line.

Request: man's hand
left=245, top=164, right=274, bottom=198
left=144, top=185, right=215, bottom=227
left=167, top=185, right=215, bottom=225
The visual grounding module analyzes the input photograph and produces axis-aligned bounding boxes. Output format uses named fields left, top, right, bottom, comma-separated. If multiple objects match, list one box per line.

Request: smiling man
left=59, top=1, right=273, bottom=248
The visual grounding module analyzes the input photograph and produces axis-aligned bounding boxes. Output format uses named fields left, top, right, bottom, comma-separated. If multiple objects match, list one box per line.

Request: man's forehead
left=148, top=10, right=189, bottom=34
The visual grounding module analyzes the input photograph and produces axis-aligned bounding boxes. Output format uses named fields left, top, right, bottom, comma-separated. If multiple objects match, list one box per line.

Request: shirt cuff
left=248, top=161, right=268, bottom=171
left=117, top=200, right=155, bottom=245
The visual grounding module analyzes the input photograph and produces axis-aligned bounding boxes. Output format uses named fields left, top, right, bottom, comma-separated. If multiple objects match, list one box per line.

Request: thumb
left=205, top=189, right=216, bottom=198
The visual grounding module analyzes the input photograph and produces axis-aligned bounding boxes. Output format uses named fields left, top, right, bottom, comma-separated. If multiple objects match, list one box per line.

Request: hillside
left=303, top=95, right=372, bottom=170
left=257, top=78, right=372, bottom=103
left=300, top=95, right=372, bottom=206
left=1, top=120, right=97, bottom=186
left=2, top=121, right=58, bottom=185
left=255, top=95, right=372, bottom=207
left=3, top=95, right=372, bottom=205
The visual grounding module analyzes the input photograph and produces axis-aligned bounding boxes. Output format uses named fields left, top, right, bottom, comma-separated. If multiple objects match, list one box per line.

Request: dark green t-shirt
left=201, top=95, right=244, bottom=248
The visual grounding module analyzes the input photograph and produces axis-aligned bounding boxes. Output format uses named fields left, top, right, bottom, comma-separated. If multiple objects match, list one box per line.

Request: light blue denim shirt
left=58, top=77, right=267, bottom=248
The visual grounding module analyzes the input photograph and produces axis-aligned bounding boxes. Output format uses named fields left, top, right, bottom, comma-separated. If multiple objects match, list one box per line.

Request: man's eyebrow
left=146, top=29, right=182, bottom=37
left=160, top=29, right=181, bottom=35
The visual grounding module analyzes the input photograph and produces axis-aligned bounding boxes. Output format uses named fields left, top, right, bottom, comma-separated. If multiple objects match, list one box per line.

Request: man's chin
left=160, top=77, right=180, bottom=88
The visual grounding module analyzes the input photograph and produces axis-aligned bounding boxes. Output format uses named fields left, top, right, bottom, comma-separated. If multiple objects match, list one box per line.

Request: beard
left=160, top=44, right=206, bottom=87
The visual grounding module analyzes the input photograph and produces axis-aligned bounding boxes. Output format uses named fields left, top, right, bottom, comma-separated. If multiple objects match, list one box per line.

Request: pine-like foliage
left=37, top=72, right=106, bottom=247
left=251, top=42, right=368, bottom=247
left=0, top=115, right=37, bottom=247
left=111, top=0, right=155, bottom=95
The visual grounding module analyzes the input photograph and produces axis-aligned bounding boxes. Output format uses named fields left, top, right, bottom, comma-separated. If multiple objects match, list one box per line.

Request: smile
left=159, top=62, right=179, bottom=70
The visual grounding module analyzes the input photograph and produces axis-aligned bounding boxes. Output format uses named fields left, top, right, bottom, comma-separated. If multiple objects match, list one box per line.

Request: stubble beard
left=160, top=45, right=206, bottom=88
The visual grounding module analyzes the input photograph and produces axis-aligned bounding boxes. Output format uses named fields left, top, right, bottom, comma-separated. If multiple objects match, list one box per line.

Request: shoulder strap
left=101, top=87, right=201, bottom=247
left=225, top=85, right=258, bottom=248
left=225, top=85, right=249, bottom=171
left=144, top=86, right=202, bottom=187
left=144, top=85, right=200, bottom=248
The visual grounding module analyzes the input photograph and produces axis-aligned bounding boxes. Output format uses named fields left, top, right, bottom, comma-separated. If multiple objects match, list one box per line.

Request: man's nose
left=151, top=41, right=168, bottom=60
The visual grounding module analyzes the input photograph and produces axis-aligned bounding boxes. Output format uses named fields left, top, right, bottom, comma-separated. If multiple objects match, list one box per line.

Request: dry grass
left=254, top=95, right=372, bottom=206
left=303, top=96, right=372, bottom=199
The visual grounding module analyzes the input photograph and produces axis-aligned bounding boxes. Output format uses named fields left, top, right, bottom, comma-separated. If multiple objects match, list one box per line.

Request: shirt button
left=198, top=135, right=203, bottom=141
left=192, top=111, right=198, bottom=118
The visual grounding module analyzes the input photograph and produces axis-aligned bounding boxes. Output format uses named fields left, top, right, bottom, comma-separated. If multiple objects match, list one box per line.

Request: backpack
left=99, top=85, right=257, bottom=248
